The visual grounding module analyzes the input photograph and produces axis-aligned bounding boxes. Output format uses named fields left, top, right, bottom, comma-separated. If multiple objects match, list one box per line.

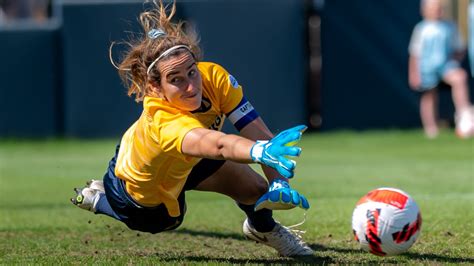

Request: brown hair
left=111, top=0, right=202, bottom=102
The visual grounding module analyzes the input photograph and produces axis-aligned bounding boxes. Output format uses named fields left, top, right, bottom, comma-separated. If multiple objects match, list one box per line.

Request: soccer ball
left=351, top=187, right=422, bottom=256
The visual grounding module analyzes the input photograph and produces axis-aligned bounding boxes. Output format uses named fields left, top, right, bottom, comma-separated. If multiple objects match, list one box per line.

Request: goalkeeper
left=71, top=0, right=312, bottom=257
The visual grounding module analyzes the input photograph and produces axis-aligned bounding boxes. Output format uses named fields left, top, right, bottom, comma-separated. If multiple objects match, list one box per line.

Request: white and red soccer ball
left=352, top=187, right=422, bottom=256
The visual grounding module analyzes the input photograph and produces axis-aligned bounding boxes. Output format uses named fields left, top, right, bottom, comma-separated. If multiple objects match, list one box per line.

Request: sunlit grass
left=0, top=130, right=473, bottom=264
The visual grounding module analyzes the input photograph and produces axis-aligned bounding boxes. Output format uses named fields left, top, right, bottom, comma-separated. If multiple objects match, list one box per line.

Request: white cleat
left=243, top=218, right=313, bottom=257
left=86, top=179, right=105, bottom=192
left=71, top=186, right=102, bottom=212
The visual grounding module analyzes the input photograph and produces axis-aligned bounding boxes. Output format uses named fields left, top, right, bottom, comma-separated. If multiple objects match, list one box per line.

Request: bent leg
left=95, top=193, right=121, bottom=220
left=444, top=68, right=474, bottom=137
left=444, top=68, right=471, bottom=112
left=191, top=160, right=313, bottom=256
left=420, top=89, right=439, bottom=138
left=194, top=160, right=275, bottom=232
left=194, top=161, right=267, bottom=204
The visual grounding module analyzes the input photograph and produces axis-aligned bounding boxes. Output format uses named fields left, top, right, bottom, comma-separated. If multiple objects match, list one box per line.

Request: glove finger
left=275, top=130, right=302, bottom=147
left=281, top=146, right=302, bottom=157
left=282, top=125, right=308, bottom=134
left=268, top=190, right=281, bottom=202
left=290, top=189, right=301, bottom=206
left=272, top=125, right=308, bottom=143
left=293, top=124, right=308, bottom=133
left=279, top=157, right=296, bottom=172
left=273, top=126, right=296, bottom=139
left=300, top=194, right=310, bottom=209
left=276, top=164, right=294, bottom=179
left=280, top=189, right=291, bottom=203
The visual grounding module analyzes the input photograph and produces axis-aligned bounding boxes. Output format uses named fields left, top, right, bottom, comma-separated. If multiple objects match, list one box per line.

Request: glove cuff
left=250, top=140, right=268, bottom=163
left=269, top=178, right=290, bottom=191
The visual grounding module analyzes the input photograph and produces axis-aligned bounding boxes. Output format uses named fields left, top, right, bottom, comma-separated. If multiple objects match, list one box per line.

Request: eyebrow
left=166, top=62, right=196, bottom=78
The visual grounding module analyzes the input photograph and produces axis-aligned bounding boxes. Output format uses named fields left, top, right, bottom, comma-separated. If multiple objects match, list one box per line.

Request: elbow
left=215, top=135, right=229, bottom=160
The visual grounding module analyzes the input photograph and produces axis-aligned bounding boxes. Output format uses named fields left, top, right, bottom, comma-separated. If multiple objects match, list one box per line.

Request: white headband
left=146, top=45, right=192, bottom=75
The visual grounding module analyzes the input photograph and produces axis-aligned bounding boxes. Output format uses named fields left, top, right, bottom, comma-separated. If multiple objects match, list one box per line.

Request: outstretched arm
left=181, top=125, right=304, bottom=179
left=181, top=128, right=254, bottom=163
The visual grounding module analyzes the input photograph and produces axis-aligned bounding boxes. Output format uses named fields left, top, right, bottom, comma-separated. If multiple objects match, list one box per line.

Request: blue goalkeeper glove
left=255, top=178, right=310, bottom=211
left=250, top=125, right=307, bottom=179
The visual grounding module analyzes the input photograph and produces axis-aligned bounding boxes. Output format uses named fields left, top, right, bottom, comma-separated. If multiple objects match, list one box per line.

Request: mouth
left=183, top=94, right=196, bottom=100
left=184, top=91, right=199, bottom=99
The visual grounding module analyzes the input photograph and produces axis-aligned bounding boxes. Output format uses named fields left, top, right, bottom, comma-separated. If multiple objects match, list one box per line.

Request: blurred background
left=0, top=0, right=472, bottom=138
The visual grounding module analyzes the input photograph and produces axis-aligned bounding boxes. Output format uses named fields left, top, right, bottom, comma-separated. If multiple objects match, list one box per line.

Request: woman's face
left=422, top=0, right=443, bottom=20
left=154, top=51, right=202, bottom=111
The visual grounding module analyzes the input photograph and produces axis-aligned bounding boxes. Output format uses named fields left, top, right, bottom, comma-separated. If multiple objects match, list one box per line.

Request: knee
left=253, top=177, right=269, bottom=197
left=450, top=69, right=468, bottom=86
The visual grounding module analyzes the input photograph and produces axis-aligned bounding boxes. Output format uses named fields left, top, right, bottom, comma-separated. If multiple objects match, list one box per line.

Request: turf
left=0, top=130, right=473, bottom=264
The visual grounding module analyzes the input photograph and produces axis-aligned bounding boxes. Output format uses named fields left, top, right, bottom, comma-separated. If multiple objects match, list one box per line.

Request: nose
left=186, top=78, right=199, bottom=94
left=186, top=82, right=194, bottom=93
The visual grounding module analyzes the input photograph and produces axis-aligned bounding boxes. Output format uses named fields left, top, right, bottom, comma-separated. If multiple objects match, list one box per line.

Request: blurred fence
left=0, top=23, right=61, bottom=137
left=320, top=0, right=422, bottom=130
left=1, top=0, right=471, bottom=138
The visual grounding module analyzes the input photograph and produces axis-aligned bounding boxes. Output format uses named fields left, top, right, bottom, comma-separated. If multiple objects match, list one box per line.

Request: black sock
left=237, top=202, right=276, bottom=232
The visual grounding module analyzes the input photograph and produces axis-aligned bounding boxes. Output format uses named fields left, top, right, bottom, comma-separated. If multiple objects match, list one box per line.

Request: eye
left=188, top=69, right=197, bottom=77
left=170, top=77, right=183, bottom=84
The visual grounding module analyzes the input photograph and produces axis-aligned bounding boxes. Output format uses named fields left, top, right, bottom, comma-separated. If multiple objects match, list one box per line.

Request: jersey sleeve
left=409, top=23, right=422, bottom=56
left=154, top=111, right=204, bottom=161
left=209, top=63, right=244, bottom=114
left=210, top=63, right=260, bottom=131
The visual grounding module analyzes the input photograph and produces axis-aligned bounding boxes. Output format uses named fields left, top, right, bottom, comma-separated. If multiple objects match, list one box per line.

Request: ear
left=148, top=81, right=165, bottom=98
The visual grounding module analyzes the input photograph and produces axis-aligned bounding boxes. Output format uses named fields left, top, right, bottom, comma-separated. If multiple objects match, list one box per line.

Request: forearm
left=215, top=133, right=254, bottom=162
left=240, top=118, right=288, bottom=182
left=408, top=56, right=417, bottom=77
left=182, top=128, right=254, bottom=163
left=408, top=56, right=420, bottom=89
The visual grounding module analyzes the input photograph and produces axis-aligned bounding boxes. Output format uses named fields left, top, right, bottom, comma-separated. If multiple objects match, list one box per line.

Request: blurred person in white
left=408, top=0, right=474, bottom=139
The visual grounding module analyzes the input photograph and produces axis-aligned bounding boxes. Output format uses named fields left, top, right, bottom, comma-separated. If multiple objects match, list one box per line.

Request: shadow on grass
left=158, top=254, right=335, bottom=265
left=165, top=230, right=336, bottom=263
left=401, top=251, right=474, bottom=264
left=312, top=243, right=474, bottom=264
left=166, top=229, right=473, bottom=264
left=171, top=228, right=245, bottom=240
left=310, top=243, right=474, bottom=264
left=309, top=243, right=365, bottom=254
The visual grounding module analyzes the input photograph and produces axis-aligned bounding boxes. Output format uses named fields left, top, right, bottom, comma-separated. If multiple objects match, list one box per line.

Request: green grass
left=1, top=129, right=473, bottom=264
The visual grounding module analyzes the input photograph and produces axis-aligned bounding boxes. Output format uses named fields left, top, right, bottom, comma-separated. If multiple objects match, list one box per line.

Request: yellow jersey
left=115, top=62, right=247, bottom=217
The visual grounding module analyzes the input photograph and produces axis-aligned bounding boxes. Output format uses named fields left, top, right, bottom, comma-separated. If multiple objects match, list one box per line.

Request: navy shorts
left=103, top=145, right=225, bottom=234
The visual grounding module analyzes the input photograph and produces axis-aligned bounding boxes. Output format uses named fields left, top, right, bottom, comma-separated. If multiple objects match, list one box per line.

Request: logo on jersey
left=229, top=75, right=239, bottom=88
left=209, top=114, right=224, bottom=130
